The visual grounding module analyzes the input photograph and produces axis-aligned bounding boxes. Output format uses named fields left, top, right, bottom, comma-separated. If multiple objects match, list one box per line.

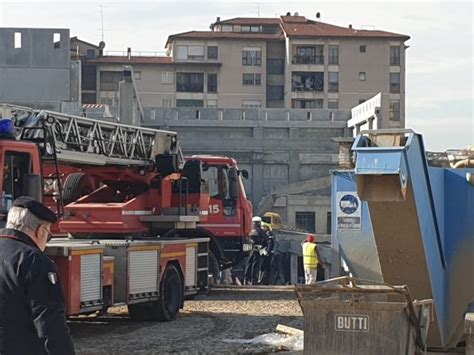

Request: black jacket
left=0, top=228, right=75, bottom=355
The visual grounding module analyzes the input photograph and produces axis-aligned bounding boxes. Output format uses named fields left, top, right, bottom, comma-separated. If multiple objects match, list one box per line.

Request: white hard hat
left=252, top=216, right=262, bottom=222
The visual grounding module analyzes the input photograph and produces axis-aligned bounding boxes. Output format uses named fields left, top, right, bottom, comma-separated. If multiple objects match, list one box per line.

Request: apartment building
left=88, top=14, right=409, bottom=127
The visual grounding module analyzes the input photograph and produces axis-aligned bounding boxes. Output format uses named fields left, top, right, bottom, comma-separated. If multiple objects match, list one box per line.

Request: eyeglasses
left=40, top=225, right=53, bottom=242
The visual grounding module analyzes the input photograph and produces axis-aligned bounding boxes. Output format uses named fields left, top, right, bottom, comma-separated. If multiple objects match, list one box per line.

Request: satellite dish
left=99, top=41, right=106, bottom=49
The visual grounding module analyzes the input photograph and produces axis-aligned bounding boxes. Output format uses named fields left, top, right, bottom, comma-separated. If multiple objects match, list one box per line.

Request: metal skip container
left=295, top=277, right=433, bottom=355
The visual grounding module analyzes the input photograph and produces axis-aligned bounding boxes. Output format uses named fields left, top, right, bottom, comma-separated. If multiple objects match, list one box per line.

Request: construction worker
left=0, top=196, right=75, bottom=355
left=302, top=234, right=325, bottom=285
left=244, top=216, right=268, bottom=284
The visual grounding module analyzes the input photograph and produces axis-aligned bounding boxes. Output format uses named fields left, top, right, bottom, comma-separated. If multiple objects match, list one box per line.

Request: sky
left=0, top=0, right=472, bottom=151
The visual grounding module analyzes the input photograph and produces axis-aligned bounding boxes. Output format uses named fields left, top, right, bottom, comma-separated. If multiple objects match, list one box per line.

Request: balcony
left=292, top=72, right=324, bottom=92
left=292, top=54, right=324, bottom=65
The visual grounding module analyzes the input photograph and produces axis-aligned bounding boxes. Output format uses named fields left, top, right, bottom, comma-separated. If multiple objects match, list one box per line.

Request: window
left=207, top=46, right=218, bottom=60
left=267, top=85, right=284, bottom=100
left=176, top=72, right=204, bottom=92
left=86, top=49, right=96, bottom=59
left=242, top=73, right=261, bottom=85
left=201, top=166, right=219, bottom=198
left=390, top=46, right=400, bottom=65
left=292, top=72, right=324, bottom=91
left=359, top=72, right=367, bottom=81
left=14, top=32, right=22, bottom=49
left=329, top=45, right=339, bottom=64
left=207, top=73, right=217, bottom=92
left=326, top=212, right=332, bottom=234
left=176, top=99, right=204, bottom=107
left=176, top=45, right=205, bottom=60
left=390, top=72, right=400, bottom=93
left=389, top=100, right=400, bottom=121
left=242, top=49, right=262, bottom=66
left=267, top=59, right=284, bottom=74
left=328, top=100, right=339, bottom=109
left=222, top=25, right=233, bottom=32
left=293, top=45, right=324, bottom=64
left=134, top=71, right=141, bottom=80
left=2, top=152, right=32, bottom=212
left=241, top=25, right=260, bottom=32
left=294, top=47, right=315, bottom=64
left=53, top=32, right=61, bottom=48
left=328, top=72, right=339, bottom=92
left=359, top=45, right=366, bottom=53
left=295, top=212, right=315, bottom=233
left=207, top=99, right=217, bottom=108
left=242, top=100, right=261, bottom=108
left=100, top=71, right=122, bottom=91
left=161, top=72, right=173, bottom=84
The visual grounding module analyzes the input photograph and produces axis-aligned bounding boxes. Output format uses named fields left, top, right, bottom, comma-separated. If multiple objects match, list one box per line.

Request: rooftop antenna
left=256, top=3, right=261, bottom=17
left=99, top=5, right=105, bottom=42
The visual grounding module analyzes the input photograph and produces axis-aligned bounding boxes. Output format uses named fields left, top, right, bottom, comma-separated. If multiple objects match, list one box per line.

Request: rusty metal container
left=295, top=277, right=432, bottom=355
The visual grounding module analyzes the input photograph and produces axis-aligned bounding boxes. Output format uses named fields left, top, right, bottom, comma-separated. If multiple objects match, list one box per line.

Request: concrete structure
left=143, top=106, right=350, bottom=234
left=86, top=14, right=409, bottom=128
left=0, top=28, right=80, bottom=112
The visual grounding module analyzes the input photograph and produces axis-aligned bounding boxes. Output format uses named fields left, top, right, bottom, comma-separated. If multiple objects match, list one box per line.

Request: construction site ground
left=69, top=287, right=303, bottom=354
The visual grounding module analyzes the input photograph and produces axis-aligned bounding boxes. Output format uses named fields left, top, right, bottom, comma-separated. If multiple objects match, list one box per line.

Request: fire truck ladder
left=1, top=104, right=184, bottom=168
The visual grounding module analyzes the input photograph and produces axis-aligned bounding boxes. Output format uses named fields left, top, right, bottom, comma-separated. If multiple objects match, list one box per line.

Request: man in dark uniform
left=244, top=216, right=268, bottom=285
left=0, top=196, right=75, bottom=355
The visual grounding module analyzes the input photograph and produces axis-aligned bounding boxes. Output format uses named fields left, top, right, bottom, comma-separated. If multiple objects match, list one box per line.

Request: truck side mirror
left=23, top=174, right=43, bottom=202
left=228, top=168, right=239, bottom=199
left=239, top=169, right=249, bottom=179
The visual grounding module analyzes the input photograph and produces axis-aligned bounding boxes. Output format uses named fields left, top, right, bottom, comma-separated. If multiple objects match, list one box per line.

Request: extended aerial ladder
left=1, top=103, right=183, bottom=167
left=0, top=104, right=194, bottom=232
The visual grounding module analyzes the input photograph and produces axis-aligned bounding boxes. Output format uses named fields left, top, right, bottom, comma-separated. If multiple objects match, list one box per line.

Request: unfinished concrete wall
left=0, top=28, right=77, bottom=111
left=143, top=107, right=350, bottom=232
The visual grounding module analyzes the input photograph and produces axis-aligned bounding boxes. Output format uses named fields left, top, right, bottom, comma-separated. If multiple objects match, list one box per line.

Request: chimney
left=127, top=47, right=131, bottom=60
left=216, top=16, right=220, bottom=22
left=349, top=24, right=353, bottom=29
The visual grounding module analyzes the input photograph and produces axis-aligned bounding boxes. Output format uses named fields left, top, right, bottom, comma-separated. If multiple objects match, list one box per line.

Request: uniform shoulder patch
left=47, top=272, right=58, bottom=285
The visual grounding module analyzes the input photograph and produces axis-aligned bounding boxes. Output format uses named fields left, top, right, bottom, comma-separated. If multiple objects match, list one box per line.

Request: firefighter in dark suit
left=0, top=196, right=75, bottom=355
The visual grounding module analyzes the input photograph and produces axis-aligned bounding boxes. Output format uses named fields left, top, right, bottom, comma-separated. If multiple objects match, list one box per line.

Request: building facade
left=88, top=14, right=409, bottom=128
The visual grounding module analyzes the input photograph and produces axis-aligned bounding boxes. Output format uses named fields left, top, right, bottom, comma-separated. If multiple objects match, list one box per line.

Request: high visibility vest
left=302, top=242, right=318, bottom=269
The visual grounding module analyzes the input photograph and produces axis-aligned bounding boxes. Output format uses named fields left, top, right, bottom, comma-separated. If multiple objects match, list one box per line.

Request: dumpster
left=295, top=277, right=432, bottom=355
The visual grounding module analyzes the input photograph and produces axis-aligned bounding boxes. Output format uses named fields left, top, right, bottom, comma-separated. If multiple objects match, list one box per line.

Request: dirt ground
left=69, top=287, right=303, bottom=354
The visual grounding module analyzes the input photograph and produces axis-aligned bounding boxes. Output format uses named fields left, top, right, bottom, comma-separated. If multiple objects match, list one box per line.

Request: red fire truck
left=0, top=104, right=252, bottom=320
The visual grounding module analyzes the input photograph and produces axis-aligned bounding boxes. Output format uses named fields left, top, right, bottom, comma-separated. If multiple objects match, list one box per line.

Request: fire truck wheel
left=208, top=251, right=220, bottom=285
left=156, top=264, right=183, bottom=321
left=63, top=173, right=97, bottom=205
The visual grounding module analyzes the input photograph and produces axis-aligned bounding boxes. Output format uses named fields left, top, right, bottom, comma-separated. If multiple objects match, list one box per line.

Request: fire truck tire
left=63, top=173, right=97, bottom=205
left=208, top=251, right=220, bottom=285
left=156, top=264, right=183, bottom=321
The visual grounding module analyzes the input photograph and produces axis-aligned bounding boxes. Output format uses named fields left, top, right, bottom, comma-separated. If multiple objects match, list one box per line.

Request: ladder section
left=0, top=104, right=183, bottom=167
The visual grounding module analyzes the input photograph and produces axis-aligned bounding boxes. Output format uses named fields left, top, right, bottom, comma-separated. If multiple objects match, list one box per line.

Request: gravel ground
left=70, top=287, right=303, bottom=354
